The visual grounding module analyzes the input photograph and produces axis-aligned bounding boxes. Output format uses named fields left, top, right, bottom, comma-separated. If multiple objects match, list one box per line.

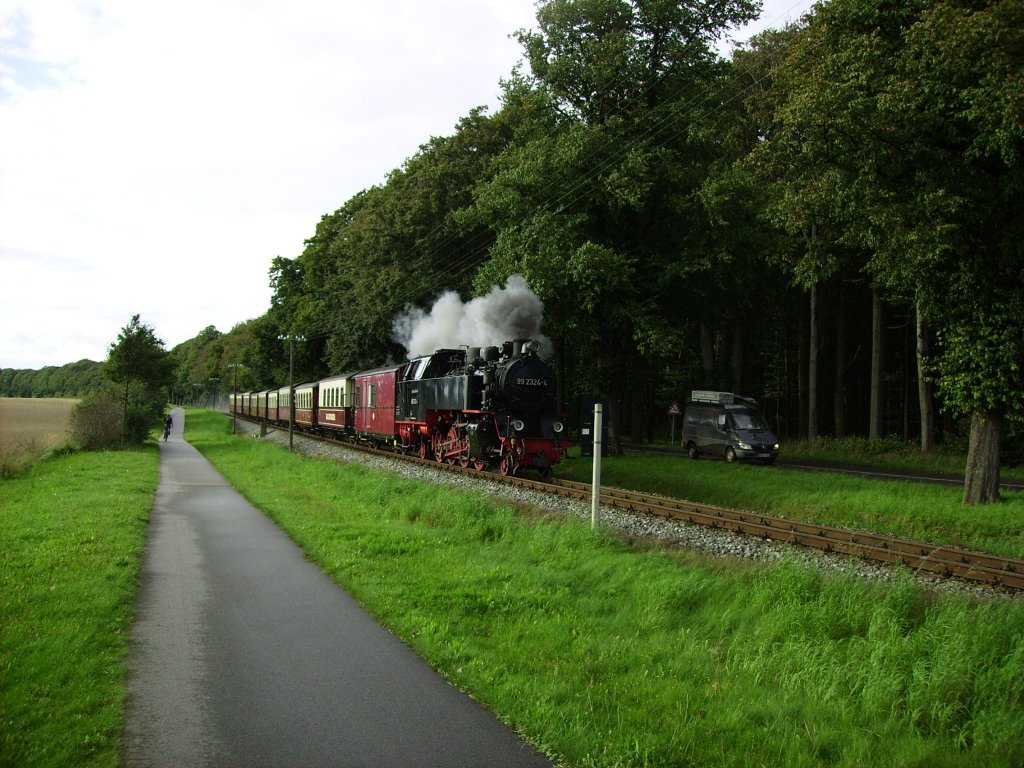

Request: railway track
left=544, top=478, right=1024, bottom=591
left=243, top=417, right=1024, bottom=592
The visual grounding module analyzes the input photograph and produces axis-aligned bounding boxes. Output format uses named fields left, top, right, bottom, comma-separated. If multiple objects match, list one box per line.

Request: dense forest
left=10, top=0, right=1020, bottom=503
left=0, top=360, right=105, bottom=398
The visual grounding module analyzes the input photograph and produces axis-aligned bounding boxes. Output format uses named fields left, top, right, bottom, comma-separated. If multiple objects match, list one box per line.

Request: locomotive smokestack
left=511, top=339, right=532, bottom=359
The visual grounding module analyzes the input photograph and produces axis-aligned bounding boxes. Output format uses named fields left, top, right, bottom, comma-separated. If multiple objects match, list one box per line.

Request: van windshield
left=728, top=409, right=768, bottom=431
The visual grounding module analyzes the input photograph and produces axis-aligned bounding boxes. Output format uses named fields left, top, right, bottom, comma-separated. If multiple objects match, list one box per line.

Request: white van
left=682, top=391, right=779, bottom=464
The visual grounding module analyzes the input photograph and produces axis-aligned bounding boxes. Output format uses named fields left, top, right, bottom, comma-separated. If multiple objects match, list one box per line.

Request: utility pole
left=227, top=363, right=242, bottom=434
left=591, top=402, right=603, bottom=529
left=288, top=337, right=295, bottom=451
left=279, top=334, right=305, bottom=451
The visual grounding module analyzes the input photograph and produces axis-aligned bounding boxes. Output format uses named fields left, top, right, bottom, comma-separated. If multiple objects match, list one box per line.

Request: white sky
left=0, top=0, right=812, bottom=371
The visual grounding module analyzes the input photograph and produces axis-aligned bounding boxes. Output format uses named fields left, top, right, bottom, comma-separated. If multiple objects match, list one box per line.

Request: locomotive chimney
left=510, top=339, right=531, bottom=360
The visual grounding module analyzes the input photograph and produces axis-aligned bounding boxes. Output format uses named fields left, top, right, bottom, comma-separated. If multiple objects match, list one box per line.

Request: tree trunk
left=916, top=307, right=935, bottom=452
left=798, top=304, right=808, bottom=439
left=700, top=322, right=715, bottom=385
left=902, top=316, right=911, bottom=441
left=963, top=410, right=1002, bottom=505
left=631, top=382, right=645, bottom=444
left=731, top=320, right=743, bottom=393
left=555, top=334, right=567, bottom=415
left=869, top=289, right=884, bottom=439
left=808, top=284, right=819, bottom=442
left=834, top=286, right=846, bottom=438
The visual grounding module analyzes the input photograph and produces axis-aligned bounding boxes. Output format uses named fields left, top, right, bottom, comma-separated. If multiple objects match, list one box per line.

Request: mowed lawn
left=1, top=447, right=156, bottom=767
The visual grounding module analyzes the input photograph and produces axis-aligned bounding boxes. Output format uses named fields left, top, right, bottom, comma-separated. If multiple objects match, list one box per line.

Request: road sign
left=667, top=401, right=681, bottom=416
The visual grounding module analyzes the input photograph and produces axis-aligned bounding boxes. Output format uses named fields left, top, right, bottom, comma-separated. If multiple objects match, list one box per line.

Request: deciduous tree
left=104, top=315, right=174, bottom=445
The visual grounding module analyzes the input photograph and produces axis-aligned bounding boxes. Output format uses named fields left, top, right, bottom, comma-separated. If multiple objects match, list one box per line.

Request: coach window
left=369, top=384, right=377, bottom=408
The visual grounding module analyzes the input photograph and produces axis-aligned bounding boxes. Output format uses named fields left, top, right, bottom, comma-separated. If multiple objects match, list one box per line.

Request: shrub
left=70, top=389, right=123, bottom=449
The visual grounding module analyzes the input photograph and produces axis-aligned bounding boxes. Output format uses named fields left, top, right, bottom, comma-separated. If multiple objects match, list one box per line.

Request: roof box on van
left=690, top=390, right=759, bottom=407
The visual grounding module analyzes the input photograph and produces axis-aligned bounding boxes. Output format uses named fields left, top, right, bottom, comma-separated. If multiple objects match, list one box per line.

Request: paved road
left=123, top=409, right=550, bottom=768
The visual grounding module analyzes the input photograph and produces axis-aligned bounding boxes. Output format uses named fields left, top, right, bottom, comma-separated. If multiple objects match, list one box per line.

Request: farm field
left=0, top=397, right=78, bottom=450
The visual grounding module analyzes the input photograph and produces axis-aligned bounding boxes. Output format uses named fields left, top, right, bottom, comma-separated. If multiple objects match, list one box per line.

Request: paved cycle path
left=123, top=409, right=550, bottom=768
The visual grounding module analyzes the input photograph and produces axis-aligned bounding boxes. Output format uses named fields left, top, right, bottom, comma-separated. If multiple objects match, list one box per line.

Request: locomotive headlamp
left=552, top=421, right=564, bottom=433
left=512, top=419, right=525, bottom=432
left=524, top=340, right=540, bottom=354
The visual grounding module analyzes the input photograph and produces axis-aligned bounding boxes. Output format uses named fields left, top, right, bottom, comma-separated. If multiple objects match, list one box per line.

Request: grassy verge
left=187, top=410, right=1024, bottom=767
left=1, top=448, right=156, bottom=768
left=556, top=452, right=1024, bottom=559
left=624, top=434, right=1024, bottom=483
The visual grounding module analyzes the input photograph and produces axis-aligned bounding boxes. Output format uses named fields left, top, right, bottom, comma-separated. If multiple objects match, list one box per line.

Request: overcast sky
left=0, top=0, right=812, bottom=371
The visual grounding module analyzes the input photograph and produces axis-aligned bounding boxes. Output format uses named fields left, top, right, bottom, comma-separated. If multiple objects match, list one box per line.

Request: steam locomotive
left=230, top=339, right=569, bottom=476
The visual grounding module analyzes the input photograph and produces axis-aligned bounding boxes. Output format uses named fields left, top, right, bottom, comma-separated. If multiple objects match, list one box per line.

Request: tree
left=104, top=315, right=174, bottom=445
left=465, top=0, right=763, bottom=450
left=840, top=0, right=1024, bottom=502
left=749, top=0, right=1023, bottom=501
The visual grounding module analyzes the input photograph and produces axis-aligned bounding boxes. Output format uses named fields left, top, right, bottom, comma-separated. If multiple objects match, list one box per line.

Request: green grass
left=625, top=433, right=1024, bottom=482
left=186, top=409, right=1024, bottom=767
left=1, top=448, right=155, bottom=768
left=781, top=435, right=1024, bottom=482
left=556, top=453, right=1024, bottom=559
left=5, top=412, right=1022, bottom=767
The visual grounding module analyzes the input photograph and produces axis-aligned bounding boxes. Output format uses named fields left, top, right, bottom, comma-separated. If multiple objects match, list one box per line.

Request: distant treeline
left=0, top=360, right=105, bottom=398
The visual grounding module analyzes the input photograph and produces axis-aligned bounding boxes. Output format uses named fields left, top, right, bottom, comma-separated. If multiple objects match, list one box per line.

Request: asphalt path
left=123, top=408, right=550, bottom=768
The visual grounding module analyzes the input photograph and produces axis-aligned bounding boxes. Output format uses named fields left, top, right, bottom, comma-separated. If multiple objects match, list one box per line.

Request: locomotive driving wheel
left=445, top=426, right=461, bottom=465
left=499, top=442, right=523, bottom=476
left=500, top=452, right=516, bottom=476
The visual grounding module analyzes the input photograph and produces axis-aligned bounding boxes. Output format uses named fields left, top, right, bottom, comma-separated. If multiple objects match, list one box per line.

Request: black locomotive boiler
left=394, top=339, right=568, bottom=476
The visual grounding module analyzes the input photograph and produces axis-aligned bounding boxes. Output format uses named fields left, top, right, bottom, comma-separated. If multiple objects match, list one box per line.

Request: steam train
left=230, top=339, right=569, bottom=476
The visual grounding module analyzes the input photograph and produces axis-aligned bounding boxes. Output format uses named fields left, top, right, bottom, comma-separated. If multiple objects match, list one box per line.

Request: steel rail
left=239, top=416, right=1024, bottom=591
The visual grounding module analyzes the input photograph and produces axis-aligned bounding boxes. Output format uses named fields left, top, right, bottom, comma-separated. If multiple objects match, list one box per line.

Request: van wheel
left=686, top=443, right=699, bottom=460
left=725, top=446, right=737, bottom=463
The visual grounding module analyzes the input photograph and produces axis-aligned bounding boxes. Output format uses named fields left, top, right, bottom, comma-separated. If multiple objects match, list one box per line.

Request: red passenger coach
left=317, top=373, right=355, bottom=435
left=294, top=382, right=318, bottom=430
left=277, top=385, right=292, bottom=426
left=353, top=366, right=399, bottom=442
left=255, top=390, right=269, bottom=421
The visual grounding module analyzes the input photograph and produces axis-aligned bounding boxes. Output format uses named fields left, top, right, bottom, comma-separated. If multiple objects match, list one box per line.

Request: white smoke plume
left=392, top=274, right=549, bottom=359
